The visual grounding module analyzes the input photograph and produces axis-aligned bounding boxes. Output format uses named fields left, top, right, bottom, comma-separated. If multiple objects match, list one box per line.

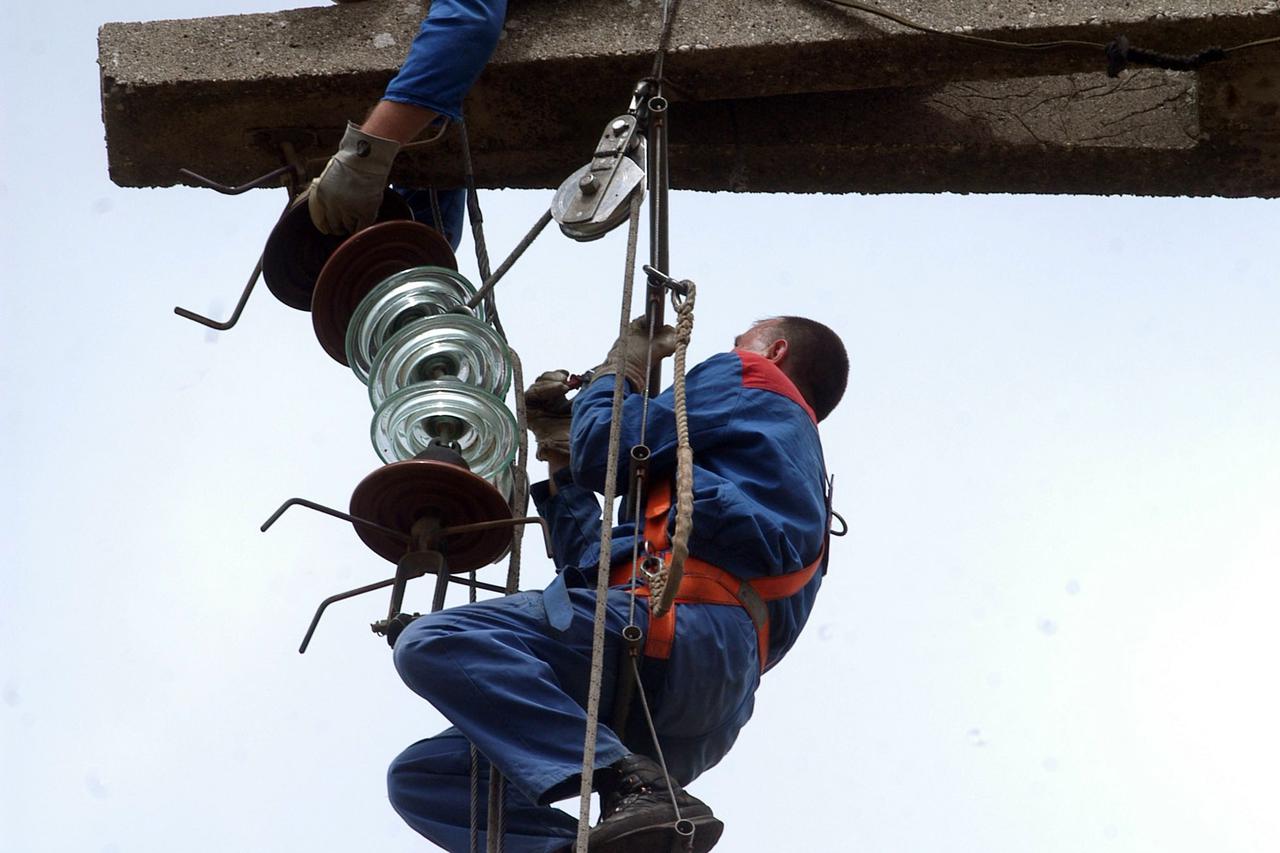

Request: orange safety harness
left=609, top=479, right=825, bottom=674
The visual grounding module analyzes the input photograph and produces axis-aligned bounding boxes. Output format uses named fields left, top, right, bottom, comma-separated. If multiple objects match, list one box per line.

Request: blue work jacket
left=382, top=0, right=508, bottom=120
left=531, top=350, right=830, bottom=668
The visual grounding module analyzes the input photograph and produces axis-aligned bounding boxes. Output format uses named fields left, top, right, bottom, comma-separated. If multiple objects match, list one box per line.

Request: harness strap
left=612, top=480, right=822, bottom=673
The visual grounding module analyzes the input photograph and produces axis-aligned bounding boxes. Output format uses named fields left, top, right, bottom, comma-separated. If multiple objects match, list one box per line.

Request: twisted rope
left=651, top=283, right=695, bottom=617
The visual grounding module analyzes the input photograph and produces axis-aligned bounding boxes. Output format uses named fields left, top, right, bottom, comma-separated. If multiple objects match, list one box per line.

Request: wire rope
left=573, top=195, right=646, bottom=853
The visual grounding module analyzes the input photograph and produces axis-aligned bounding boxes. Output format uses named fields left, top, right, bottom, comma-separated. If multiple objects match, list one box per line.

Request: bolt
left=611, top=119, right=629, bottom=135
left=578, top=173, right=599, bottom=196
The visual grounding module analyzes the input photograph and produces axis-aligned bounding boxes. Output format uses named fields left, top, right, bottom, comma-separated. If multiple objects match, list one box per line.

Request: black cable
left=814, top=0, right=1280, bottom=75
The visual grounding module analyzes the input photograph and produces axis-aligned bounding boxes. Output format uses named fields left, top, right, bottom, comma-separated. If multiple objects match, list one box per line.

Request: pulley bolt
left=578, top=173, right=599, bottom=196
left=611, top=119, right=628, bottom=135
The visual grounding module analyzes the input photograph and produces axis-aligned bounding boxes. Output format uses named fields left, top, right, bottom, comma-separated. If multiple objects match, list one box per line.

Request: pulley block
left=371, top=379, right=516, bottom=483
left=551, top=115, right=647, bottom=242
left=311, top=221, right=458, bottom=365
left=366, top=314, right=512, bottom=407
left=345, top=266, right=484, bottom=384
left=262, top=190, right=413, bottom=312
left=348, top=449, right=513, bottom=571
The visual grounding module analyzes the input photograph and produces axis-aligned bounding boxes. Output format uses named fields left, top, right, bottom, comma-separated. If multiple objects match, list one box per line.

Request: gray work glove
left=590, top=317, right=677, bottom=392
left=307, top=121, right=400, bottom=235
left=524, top=370, right=575, bottom=462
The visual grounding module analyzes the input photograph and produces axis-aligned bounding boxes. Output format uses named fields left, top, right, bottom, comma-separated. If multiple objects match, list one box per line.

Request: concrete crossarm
left=99, top=1, right=1280, bottom=195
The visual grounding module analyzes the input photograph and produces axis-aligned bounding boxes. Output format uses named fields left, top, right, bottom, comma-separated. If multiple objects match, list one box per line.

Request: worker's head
left=734, top=316, right=849, bottom=422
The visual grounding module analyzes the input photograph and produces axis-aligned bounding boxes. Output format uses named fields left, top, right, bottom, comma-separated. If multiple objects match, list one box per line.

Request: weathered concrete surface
left=99, top=0, right=1280, bottom=195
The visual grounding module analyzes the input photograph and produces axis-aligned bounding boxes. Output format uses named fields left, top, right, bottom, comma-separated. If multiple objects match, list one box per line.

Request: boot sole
left=589, top=814, right=724, bottom=853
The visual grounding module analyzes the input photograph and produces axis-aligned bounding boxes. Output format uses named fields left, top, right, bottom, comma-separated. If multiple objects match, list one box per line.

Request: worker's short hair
left=768, top=316, right=849, bottom=422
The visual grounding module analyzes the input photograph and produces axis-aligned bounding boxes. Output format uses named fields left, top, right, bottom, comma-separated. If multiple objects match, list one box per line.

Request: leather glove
left=524, top=370, right=575, bottom=462
left=308, top=121, right=400, bottom=235
left=590, top=317, right=677, bottom=391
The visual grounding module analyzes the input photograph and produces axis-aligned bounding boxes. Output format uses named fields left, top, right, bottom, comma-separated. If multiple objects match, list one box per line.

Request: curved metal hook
left=173, top=257, right=263, bottom=331
left=829, top=510, right=849, bottom=537
left=260, top=497, right=411, bottom=543
left=178, top=164, right=298, bottom=195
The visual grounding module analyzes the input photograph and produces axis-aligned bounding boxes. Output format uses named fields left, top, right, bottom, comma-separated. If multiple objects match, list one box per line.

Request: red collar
left=733, top=349, right=817, bottom=424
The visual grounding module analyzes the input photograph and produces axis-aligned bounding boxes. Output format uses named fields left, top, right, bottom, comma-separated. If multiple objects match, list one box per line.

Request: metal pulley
left=551, top=114, right=647, bottom=242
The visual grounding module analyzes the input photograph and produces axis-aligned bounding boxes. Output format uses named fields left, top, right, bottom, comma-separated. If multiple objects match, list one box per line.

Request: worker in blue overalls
left=308, top=0, right=509, bottom=247
left=388, top=316, right=849, bottom=852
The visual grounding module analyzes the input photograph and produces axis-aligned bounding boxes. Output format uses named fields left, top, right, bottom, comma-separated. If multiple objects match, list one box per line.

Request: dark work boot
left=589, top=754, right=724, bottom=853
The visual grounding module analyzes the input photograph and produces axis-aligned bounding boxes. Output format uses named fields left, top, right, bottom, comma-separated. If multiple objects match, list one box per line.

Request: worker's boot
left=590, top=754, right=724, bottom=853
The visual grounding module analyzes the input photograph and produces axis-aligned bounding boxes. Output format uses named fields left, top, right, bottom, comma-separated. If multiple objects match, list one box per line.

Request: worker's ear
left=764, top=336, right=789, bottom=365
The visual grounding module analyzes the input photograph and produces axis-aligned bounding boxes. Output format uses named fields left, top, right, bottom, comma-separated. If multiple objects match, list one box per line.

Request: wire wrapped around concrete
left=574, top=194, right=645, bottom=853
left=651, top=282, right=695, bottom=617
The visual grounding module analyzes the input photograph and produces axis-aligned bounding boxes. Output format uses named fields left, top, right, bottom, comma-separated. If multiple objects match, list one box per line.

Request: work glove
left=590, top=317, right=677, bottom=392
left=307, top=121, right=400, bottom=235
left=524, top=370, right=575, bottom=462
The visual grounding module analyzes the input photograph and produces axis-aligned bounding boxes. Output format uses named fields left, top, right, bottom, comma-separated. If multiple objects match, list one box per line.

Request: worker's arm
left=381, top=0, right=508, bottom=122
left=309, top=0, right=507, bottom=234
left=529, top=457, right=614, bottom=571
left=569, top=353, right=742, bottom=496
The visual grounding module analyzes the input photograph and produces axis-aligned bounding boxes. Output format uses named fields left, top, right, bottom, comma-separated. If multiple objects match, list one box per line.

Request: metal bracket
left=172, top=140, right=308, bottom=331
left=263, top=495, right=555, bottom=652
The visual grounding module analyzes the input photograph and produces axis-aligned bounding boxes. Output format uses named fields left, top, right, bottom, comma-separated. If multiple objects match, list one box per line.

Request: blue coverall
left=382, top=0, right=509, bottom=249
left=388, top=350, right=831, bottom=852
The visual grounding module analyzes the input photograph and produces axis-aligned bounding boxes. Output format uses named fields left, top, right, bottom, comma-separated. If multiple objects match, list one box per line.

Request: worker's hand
left=590, top=317, right=677, bottom=392
left=524, top=370, right=575, bottom=462
left=307, top=121, right=401, bottom=235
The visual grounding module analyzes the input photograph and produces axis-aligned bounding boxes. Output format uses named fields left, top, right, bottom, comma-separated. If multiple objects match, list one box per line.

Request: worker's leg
left=394, top=186, right=466, bottom=250
left=638, top=602, right=763, bottom=786
left=387, top=727, right=577, bottom=853
left=392, top=588, right=640, bottom=807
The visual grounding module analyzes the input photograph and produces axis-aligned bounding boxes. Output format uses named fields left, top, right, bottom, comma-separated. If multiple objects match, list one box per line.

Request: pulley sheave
left=551, top=115, right=647, bottom=242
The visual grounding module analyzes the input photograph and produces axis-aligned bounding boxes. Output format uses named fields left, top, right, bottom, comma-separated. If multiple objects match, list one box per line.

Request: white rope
left=574, top=195, right=645, bottom=853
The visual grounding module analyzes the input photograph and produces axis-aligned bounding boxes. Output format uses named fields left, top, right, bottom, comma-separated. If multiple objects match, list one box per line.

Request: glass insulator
left=371, top=379, right=516, bottom=485
left=345, top=266, right=487, bottom=384
left=366, top=314, right=512, bottom=407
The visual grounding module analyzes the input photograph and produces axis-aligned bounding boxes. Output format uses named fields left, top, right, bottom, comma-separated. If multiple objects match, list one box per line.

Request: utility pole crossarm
left=100, top=1, right=1280, bottom=197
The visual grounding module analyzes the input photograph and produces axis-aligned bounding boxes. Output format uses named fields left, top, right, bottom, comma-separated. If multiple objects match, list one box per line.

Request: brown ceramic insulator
left=311, top=220, right=458, bottom=365
left=348, top=458, right=512, bottom=572
left=262, top=190, right=413, bottom=312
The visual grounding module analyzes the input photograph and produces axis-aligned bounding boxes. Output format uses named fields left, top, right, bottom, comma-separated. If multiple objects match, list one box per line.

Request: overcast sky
left=3, top=3, right=1279, bottom=853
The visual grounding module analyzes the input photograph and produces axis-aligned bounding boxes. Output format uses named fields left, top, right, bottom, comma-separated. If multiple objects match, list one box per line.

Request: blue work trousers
left=388, top=587, right=761, bottom=853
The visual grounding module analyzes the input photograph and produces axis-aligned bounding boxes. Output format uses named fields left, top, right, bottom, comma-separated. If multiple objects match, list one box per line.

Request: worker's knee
left=392, top=613, right=455, bottom=695
left=387, top=731, right=476, bottom=841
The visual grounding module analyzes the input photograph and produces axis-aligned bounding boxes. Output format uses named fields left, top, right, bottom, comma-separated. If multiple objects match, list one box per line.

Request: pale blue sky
left=2, top=3, right=1278, bottom=853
